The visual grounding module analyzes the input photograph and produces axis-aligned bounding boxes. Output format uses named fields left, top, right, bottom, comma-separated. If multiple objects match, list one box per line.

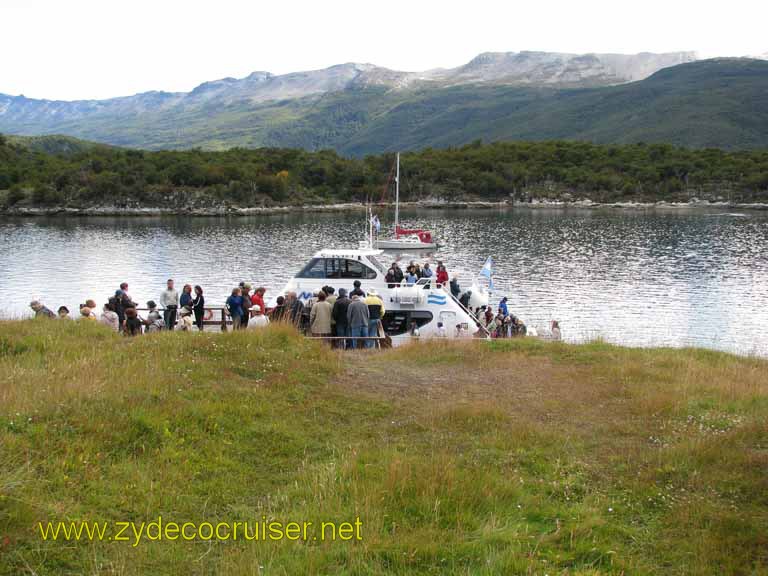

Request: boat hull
left=374, top=239, right=437, bottom=250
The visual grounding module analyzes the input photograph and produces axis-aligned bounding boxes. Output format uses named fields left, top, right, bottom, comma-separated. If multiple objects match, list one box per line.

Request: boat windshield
left=367, top=255, right=387, bottom=274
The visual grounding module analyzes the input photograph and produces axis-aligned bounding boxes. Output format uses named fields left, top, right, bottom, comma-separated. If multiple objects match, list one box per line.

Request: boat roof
left=312, top=247, right=385, bottom=259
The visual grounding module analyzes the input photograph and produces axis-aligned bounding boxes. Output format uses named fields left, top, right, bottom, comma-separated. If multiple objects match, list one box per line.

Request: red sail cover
left=396, top=226, right=433, bottom=243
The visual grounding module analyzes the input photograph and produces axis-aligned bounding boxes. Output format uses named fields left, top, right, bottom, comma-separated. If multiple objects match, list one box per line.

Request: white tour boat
left=278, top=246, right=490, bottom=346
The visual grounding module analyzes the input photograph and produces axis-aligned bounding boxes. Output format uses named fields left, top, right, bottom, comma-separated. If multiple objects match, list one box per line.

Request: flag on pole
left=371, top=214, right=381, bottom=233
left=479, top=256, right=493, bottom=278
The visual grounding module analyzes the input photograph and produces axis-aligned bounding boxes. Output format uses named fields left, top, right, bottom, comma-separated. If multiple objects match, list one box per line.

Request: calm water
left=1, top=208, right=767, bottom=356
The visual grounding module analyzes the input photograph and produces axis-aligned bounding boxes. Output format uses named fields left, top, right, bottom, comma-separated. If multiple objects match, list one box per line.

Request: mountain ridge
left=1, top=54, right=767, bottom=154
left=0, top=50, right=696, bottom=105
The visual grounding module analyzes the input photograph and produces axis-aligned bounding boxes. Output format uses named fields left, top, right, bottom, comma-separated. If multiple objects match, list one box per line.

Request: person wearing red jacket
left=436, top=261, right=449, bottom=286
left=251, top=287, right=267, bottom=315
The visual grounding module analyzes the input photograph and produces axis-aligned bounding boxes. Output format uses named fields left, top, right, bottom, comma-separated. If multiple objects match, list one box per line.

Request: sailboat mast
left=394, top=152, right=400, bottom=234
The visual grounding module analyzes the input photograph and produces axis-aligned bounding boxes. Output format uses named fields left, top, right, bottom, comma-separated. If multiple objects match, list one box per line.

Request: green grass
left=1, top=321, right=767, bottom=574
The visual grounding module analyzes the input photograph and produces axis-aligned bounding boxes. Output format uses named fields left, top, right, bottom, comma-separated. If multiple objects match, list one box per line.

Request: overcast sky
left=2, top=0, right=766, bottom=101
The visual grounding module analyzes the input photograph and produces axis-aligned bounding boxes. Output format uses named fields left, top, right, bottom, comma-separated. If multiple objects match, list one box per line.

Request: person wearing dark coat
left=110, top=290, right=125, bottom=329
left=350, top=280, right=366, bottom=298
left=385, top=266, right=398, bottom=288
left=450, top=277, right=461, bottom=299
left=332, top=288, right=351, bottom=348
left=393, top=263, right=404, bottom=284
left=190, top=285, right=205, bottom=331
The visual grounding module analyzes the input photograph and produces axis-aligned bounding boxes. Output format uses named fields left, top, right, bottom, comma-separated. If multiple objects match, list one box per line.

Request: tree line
left=2, top=135, right=767, bottom=209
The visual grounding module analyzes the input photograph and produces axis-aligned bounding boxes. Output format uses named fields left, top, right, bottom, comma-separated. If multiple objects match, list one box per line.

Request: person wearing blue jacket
left=226, top=287, right=245, bottom=330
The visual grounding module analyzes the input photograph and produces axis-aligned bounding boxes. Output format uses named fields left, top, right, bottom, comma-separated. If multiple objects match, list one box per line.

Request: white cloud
left=2, top=0, right=766, bottom=100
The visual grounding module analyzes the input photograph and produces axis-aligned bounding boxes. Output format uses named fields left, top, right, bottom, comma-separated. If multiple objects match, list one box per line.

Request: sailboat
left=374, top=153, right=438, bottom=250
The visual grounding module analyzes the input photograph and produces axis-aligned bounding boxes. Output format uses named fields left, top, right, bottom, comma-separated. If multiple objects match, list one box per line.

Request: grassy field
left=1, top=320, right=766, bottom=575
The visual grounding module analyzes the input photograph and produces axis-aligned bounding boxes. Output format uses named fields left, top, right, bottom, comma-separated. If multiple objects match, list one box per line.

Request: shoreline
left=2, top=199, right=767, bottom=217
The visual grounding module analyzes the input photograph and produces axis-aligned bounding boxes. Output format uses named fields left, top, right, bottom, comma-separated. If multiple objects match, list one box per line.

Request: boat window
left=325, top=258, right=342, bottom=278
left=381, top=311, right=433, bottom=336
left=367, top=255, right=387, bottom=274
left=338, top=259, right=377, bottom=279
left=296, top=258, right=326, bottom=278
left=296, top=258, right=377, bottom=279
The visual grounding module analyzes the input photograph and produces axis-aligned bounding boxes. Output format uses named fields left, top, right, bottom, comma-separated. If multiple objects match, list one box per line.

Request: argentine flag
left=479, top=256, right=493, bottom=278
left=371, top=214, right=381, bottom=233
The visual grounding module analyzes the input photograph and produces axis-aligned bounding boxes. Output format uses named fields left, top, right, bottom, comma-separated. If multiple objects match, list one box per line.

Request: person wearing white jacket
left=160, top=279, right=179, bottom=330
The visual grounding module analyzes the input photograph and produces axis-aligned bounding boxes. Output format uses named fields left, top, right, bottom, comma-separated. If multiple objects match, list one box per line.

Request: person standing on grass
left=270, top=296, right=286, bottom=322
left=100, top=303, right=120, bottom=331
left=180, top=284, right=193, bottom=309
left=191, top=285, right=205, bottom=331
left=160, top=279, right=179, bottom=330
left=310, top=291, right=333, bottom=338
left=110, top=290, right=125, bottom=330
left=324, top=286, right=337, bottom=334
left=119, top=283, right=136, bottom=310
left=364, top=288, right=385, bottom=348
left=350, top=280, right=365, bottom=298
left=123, top=307, right=143, bottom=336
left=332, top=288, right=351, bottom=349
left=240, top=284, right=253, bottom=329
left=551, top=320, right=562, bottom=341
left=251, top=287, right=267, bottom=316
left=495, top=310, right=506, bottom=338
left=484, top=307, right=494, bottom=327
left=346, top=294, right=370, bottom=349
left=144, top=301, right=164, bottom=333
left=226, top=287, right=245, bottom=330
left=288, top=292, right=305, bottom=328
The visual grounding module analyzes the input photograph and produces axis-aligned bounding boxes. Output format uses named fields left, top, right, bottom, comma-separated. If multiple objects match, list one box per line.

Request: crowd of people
left=28, top=279, right=270, bottom=337
left=384, top=260, right=451, bottom=287
left=27, top=261, right=562, bottom=343
left=268, top=281, right=384, bottom=349
left=28, top=276, right=384, bottom=347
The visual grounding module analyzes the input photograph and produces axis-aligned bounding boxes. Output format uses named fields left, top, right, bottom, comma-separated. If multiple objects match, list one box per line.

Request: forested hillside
left=2, top=135, right=767, bottom=209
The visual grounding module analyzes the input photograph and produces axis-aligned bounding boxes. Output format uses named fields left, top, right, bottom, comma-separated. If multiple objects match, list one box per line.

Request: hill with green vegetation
left=3, top=134, right=112, bottom=155
left=1, top=135, right=767, bottom=210
left=1, top=320, right=766, bottom=574
left=1, top=59, right=767, bottom=153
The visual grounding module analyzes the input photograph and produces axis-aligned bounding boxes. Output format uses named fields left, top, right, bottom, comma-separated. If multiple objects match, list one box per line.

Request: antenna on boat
left=367, top=203, right=374, bottom=249
left=394, top=152, right=400, bottom=237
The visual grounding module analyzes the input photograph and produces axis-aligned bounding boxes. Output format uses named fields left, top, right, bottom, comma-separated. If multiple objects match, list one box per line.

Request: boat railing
left=133, top=306, right=233, bottom=330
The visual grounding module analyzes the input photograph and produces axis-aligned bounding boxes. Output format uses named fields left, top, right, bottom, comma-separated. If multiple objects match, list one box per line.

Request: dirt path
left=331, top=347, right=622, bottom=430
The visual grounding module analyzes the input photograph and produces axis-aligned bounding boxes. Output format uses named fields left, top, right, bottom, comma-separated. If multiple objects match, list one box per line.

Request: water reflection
left=1, top=209, right=766, bottom=355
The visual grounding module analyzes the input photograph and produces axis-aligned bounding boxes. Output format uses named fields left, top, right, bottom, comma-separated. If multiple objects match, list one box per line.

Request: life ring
left=203, top=309, right=214, bottom=321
